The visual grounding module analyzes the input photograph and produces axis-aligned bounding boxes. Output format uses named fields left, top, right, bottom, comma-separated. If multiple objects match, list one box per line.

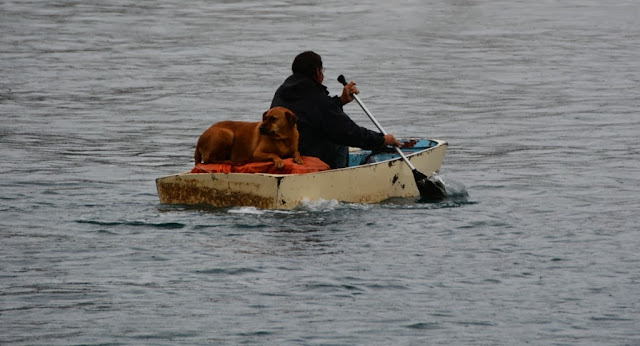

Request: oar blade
left=412, top=169, right=447, bottom=201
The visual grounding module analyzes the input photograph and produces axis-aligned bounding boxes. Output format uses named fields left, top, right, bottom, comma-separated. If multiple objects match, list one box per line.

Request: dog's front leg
left=253, top=151, right=285, bottom=169
left=292, top=151, right=303, bottom=165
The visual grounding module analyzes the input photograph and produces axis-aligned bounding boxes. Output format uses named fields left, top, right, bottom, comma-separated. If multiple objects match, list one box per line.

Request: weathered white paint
left=156, top=139, right=448, bottom=209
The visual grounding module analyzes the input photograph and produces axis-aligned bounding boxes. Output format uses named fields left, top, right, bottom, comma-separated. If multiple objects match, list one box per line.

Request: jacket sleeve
left=320, top=97, right=385, bottom=150
left=330, top=96, right=342, bottom=108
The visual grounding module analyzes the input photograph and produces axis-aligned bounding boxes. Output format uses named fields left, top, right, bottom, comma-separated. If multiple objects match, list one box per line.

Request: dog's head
left=259, top=107, right=297, bottom=138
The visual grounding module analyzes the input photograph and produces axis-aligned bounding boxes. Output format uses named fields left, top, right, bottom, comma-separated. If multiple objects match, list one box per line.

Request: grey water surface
left=1, top=0, right=639, bottom=345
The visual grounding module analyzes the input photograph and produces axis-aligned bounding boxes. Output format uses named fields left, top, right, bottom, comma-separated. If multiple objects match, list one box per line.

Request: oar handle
left=338, top=75, right=417, bottom=171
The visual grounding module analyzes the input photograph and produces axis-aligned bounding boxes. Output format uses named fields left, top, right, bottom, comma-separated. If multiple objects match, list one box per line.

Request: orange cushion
left=191, top=156, right=330, bottom=174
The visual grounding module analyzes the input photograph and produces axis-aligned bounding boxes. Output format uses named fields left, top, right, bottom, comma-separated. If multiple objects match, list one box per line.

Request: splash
left=418, top=174, right=470, bottom=205
left=227, top=206, right=266, bottom=215
left=227, top=206, right=305, bottom=215
left=298, top=198, right=341, bottom=211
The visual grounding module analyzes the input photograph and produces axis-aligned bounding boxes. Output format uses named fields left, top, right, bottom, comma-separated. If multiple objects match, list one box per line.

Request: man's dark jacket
left=270, top=74, right=385, bottom=168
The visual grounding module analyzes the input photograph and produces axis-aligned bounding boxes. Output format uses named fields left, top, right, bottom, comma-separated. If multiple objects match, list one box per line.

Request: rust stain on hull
left=157, top=177, right=275, bottom=209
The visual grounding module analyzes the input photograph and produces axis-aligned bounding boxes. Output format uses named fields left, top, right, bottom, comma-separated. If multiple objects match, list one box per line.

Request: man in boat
left=271, top=51, right=401, bottom=169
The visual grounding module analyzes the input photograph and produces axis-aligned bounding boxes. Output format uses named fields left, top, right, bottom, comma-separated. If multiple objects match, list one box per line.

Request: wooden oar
left=338, top=75, right=446, bottom=200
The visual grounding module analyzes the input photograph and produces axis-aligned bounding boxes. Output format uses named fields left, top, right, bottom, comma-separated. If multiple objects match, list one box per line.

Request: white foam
left=227, top=206, right=265, bottom=215
left=299, top=198, right=341, bottom=211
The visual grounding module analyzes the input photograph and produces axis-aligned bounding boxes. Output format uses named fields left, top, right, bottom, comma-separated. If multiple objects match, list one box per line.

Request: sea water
left=1, top=0, right=639, bottom=344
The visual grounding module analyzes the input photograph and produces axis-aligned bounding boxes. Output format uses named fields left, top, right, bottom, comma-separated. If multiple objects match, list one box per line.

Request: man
left=270, top=51, right=401, bottom=169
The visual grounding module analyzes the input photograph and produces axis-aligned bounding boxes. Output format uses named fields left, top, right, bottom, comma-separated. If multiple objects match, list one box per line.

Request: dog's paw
left=294, top=157, right=304, bottom=165
left=274, top=159, right=284, bottom=169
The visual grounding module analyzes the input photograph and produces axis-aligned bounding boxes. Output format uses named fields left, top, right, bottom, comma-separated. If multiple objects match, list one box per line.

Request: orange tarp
left=191, top=156, right=330, bottom=174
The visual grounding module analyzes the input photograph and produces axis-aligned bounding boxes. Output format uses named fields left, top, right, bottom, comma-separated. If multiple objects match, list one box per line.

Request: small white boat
left=155, top=138, right=447, bottom=210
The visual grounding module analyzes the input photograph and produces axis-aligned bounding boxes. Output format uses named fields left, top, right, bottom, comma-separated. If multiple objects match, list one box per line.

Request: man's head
left=292, top=51, right=324, bottom=83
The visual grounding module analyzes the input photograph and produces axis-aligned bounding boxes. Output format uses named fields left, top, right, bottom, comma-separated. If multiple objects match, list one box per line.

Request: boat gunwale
left=159, top=138, right=448, bottom=180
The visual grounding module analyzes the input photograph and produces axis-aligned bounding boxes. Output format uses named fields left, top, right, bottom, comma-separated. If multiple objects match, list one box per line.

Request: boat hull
left=156, top=139, right=447, bottom=209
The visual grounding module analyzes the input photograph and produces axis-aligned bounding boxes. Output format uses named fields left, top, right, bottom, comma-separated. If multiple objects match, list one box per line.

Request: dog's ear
left=262, top=111, right=268, bottom=121
left=285, top=110, right=297, bottom=125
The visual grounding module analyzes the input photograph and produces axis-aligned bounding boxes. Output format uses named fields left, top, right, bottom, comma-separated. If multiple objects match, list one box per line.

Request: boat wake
left=227, top=206, right=306, bottom=215
left=222, top=176, right=470, bottom=214
left=228, top=206, right=268, bottom=215
left=225, top=199, right=370, bottom=215
left=298, top=198, right=341, bottom=211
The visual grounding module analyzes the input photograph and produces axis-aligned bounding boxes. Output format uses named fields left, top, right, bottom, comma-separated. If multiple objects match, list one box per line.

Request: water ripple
left=1, top=0, right=639, bottom=345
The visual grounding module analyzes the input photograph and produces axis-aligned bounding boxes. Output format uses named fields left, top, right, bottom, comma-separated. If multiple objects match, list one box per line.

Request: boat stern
left=156, top=172, right=282, bottom=209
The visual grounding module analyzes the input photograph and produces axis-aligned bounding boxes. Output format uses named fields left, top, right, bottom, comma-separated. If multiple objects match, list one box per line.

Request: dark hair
left=292, top=51, right=322, bottom=78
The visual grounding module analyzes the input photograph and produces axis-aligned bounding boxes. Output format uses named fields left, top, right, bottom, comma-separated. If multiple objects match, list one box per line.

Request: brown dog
left=194, top=106, right=303, bottom=169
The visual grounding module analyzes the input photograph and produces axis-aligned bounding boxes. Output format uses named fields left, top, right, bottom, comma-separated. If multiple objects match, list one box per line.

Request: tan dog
left=194, top=106, right=303, bottom=169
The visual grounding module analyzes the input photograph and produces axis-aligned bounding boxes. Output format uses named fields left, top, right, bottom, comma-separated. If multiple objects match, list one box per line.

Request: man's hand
left=384, top=134, right=402, bottom=147
left=340, top=81, right=359, bottom=105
